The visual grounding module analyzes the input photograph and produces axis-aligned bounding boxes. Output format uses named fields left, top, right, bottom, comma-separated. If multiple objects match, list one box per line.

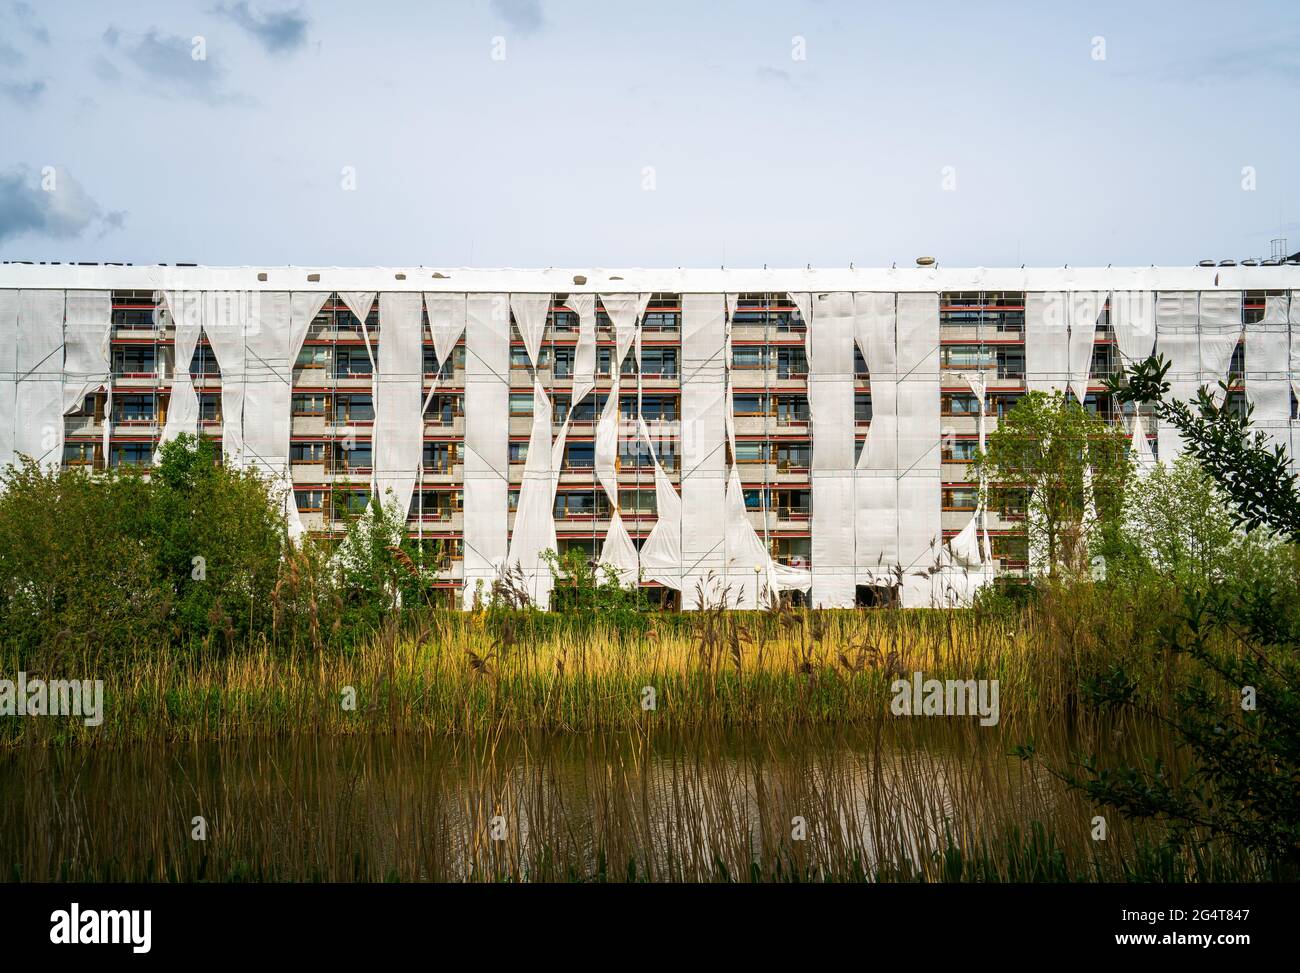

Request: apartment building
left=1, top=265, right=1297, bottom=609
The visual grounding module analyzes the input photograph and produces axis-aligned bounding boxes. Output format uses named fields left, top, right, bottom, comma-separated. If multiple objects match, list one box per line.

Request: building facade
left=2, top=265, right=1298, bottom=609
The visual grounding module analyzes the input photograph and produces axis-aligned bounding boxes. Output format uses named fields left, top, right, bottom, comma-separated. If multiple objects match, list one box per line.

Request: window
left=618, top=489, right=656, bottom=514
left=941, top=345, right=995, bottom=369
left=554, top=491, right=609, bottom=519
left=991, top=533, right=1028, bottom=564
left=770, top=536, right=811, bottom=567
left=190, top=345, right=221, bottom=375
left=332, top=489, right=371, bottom=520
left=551, top=311, right=578, bottom=333
left=293, top=393, right=328, bottom=416
left=564, top=442, right=595, bottom=468
left=566, top=395, right=605, bottom=423
left=508, top=442, right=529, bottom=464
left=943, top=486, right=979, bottom=510
left=110, top=442, right=152, bottom=467
left=553, top=347, right=575, bottom=377
left=198, top=392, right=221, bottom=423
left=854, top=393, right=872, bottom=423
left=337, top=442, right=372, bottom=471
left=618, top=440, right=658, bottom=468
left=942, top=393, right=981, bottom=416
left=642, top=311, right=678, bottom=332
left=295, top=489, right=325, bottom=513
left=335, top=348, right=373, bottom=377
left=773, top=489, right=811, bottom=518
left=597, top=348, right=612, bottom=377
left=295, top=346, right=329, bottom=369
left=510, top=347, right=533, bottom=370
left=734, top=441, right=767, bottom=463
left=509, top=392, right=534, bottom=416
left=113, top=394, right=156, bottom=422
left=63, top=441, right=96, bottom=466
left=734, top=394, right=766, bottom=416
left=997, top=348, right=1025, bottom=379
left=112, top=346, right=156, bottom=375
left=639, top=348, right=677, bottom=377
left=335, top=395, right=374, bottom=423
left=775, top=395, right=809, bottom=423
left=425, top=394, right=462, bottom=424
left=411, top=490, right=461, bottom=519
left=508, top=489, right=520, bottom=511
left=943, top=439, right=979, bottom=462
left=776, top=347, right=807, bottom=378
left=291, top=441, right=325, bottom=464
left=743, top=488, right=763, bottom=510
left=991, top=394, right=1021, bottom=418
left=775, top=442, right=810, bottom=469
left=629, top=395, right=677, bottom=421
left=854, top=347, right=868, bottom=378
left=424, top=442, right=457, bottom=472
left=732, top=346, right=768, bottom=369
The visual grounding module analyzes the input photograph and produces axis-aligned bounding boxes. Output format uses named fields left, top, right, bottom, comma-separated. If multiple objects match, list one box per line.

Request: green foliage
left=542, top=548, right=651, bottom=628
left=1105, top=354, right=1300, bottom=540
left=970, top=389, right=1132, bottom=576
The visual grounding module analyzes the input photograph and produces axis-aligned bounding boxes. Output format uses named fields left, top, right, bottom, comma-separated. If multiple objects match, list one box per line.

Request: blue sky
left=1, top=0, right=1297, bottom=268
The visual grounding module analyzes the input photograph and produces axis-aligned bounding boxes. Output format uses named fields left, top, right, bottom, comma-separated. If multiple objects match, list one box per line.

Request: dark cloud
left=756, top=66, right=792, bottom=85
left=0, top=39, right=24, bottom=66
left=212, top=2, right=310, bottom=54
left=0, top=78, right=44, bottom=104
left=101, top=26, right=242, bottom=104
left=490, top=0, right=544, bottom=35
left=0, top=165, right=125, bottom=245
left=8, top=2, right=50, bottom=45
left=1155, top=39, right=1300, bottom=85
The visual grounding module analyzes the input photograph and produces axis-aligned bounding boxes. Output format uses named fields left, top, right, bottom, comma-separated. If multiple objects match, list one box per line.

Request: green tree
left=970, top=390, right=1132, bottom=576
left=1105, top=354, right=1300, bottom=540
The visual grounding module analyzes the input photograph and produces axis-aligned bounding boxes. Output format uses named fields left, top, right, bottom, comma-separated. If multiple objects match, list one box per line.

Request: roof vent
left=1198, top=259, right=1216, bottom=267
left=1218, top=260, right=1236, bottom=267
left=1241, top=258, right=1259, bottom=267
left=394, top=272, right=406, bottom=280
left=432, top=272, right=450, bottom=279
left=573, top=274, right=587, bottom=285
left=256, top=272, right=268, bottom=281
left=915, top=256, right=936, bottom=267
left=307, top=273, right=321, bottom=282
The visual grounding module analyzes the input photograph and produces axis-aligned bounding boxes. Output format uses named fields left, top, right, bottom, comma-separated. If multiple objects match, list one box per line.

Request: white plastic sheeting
left=639, top=445, right=684, bottom=590
left=1025, top=292, right=1069, bottom=394
left=854, top=292, right=899, bottom=576
left=462, top=293, right=510, bottom=607
left=506, top=378, right=558, bottom=606
left=598, top=511, right=640, bottom=587
left=1246, top=291, right=1292, bottom=458
left=0, top=291, right=66, bottom=471
left=806, top=291, right=856, bottom=608
left=680, top=293, right=728, bottom=607
left=159, top=290, right=204, bottom=453
left=510, top=294, right=550, bottom=368
left=1154, top=291, right=1200, bottom=460
left=423, top=293, right=467, bottom=368
left=1110, top=291, right=1156, bottom=362
left=895, top=293, right=942, bottom=605
left=1067, top=291, right=1105, bottom=401
left=373, top=292, right=424, bottom=524
left=62, top=291, right=111, bottom=415
left=568, top=294, right=598, bottom=407
left=1198, top=291, right=1243, bottom=404
left=202, top=291, right=250, bottom=464
left=243, top=291, right=330, bottom=537
left=600, top=293, right=650, bottom=370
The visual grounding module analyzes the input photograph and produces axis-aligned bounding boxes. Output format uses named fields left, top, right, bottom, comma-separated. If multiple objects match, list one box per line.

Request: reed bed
left=2, top=595, right=1174, bottom=747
